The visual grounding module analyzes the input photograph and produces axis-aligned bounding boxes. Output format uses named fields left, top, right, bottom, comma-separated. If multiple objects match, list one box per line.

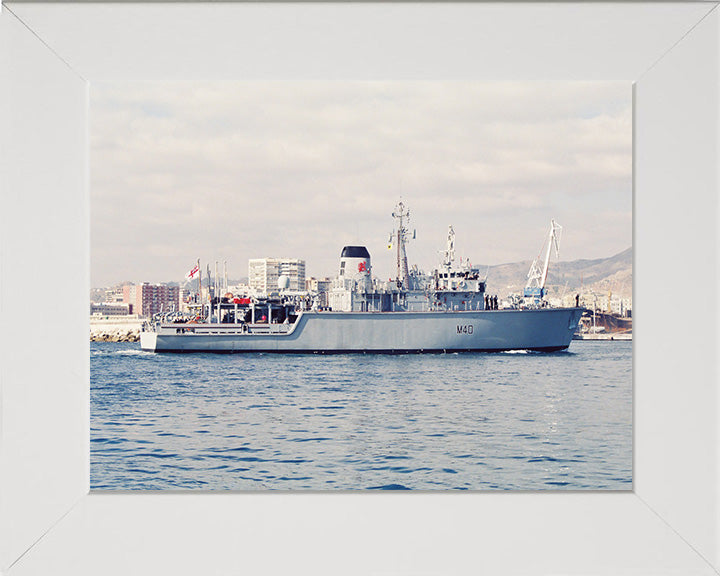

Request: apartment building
left=122, top=283, right=180, bottom=317
left=248, top=258, right=306, bottom=294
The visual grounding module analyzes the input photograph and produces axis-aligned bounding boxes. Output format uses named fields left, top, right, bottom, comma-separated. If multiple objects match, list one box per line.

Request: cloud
left=90, top=81, right=631, bottom=286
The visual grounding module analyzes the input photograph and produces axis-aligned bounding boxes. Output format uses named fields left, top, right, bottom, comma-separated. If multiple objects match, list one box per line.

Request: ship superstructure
left=140, top=205, right=582, bottom=353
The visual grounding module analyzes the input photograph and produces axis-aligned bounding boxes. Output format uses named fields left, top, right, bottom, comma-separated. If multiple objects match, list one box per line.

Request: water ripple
left=91, top=341, right=632, bottom=491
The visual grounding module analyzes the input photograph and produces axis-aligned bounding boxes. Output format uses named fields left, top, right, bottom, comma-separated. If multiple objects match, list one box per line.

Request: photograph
left=89, top=80, right=632, bottom=490
left=7, top=2, right=720, bottom=573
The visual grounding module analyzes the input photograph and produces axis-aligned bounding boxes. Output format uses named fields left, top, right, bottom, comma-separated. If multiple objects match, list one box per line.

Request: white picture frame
left=1, top=2, right=718, bottom=574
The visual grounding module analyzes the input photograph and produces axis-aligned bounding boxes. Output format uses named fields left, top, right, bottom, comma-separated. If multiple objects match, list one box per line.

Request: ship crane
left=524, top=219, right=562, bottom=302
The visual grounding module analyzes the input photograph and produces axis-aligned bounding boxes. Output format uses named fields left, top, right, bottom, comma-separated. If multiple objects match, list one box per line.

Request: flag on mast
left=185, top=264, right=200, bottom=281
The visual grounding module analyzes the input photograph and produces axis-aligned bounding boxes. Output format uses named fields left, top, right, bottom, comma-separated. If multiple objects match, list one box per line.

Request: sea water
left=91, top=341, right=632, bottom=490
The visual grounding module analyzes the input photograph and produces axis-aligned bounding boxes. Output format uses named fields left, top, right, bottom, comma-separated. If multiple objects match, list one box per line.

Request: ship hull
left=140, top=308, right=583, bottom=353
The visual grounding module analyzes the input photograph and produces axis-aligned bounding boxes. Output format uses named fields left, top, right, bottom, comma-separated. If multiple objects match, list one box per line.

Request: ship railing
left=157, top=312, right=305, bottom=336
left=244, top=324, right=294, bottom=334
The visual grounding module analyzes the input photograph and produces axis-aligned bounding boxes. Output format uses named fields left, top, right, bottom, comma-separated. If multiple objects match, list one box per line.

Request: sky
left=90, top=81, right=631, bottom=288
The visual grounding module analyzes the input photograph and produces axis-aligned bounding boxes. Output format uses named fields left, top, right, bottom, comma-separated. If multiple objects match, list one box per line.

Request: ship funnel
left=339, top=246, right=372, bottom=291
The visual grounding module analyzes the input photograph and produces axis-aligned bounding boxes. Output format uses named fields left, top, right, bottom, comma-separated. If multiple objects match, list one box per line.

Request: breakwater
left=90, top=315, right=144, bottom=342
left=91, top=330, right=140, bottom=342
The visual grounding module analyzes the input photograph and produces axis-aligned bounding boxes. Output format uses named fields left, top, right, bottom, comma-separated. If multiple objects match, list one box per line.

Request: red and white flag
left=185, top=264, right=200, bottom=281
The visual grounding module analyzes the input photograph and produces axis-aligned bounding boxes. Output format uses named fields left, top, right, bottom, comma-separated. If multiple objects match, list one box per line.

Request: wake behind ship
left=140, top=203, right=582, bottom=353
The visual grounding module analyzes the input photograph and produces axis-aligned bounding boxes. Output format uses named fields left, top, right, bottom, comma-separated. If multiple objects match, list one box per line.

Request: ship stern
left=139, top=331, right=157, bottom=352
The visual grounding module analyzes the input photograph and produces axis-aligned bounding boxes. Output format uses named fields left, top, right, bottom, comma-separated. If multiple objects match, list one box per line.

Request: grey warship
left=140, top=202, right=582, bottom=353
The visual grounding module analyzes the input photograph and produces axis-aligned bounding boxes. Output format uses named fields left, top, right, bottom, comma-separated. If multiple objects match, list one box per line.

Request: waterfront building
left=305, top=277, right=332, bottom=293
left=90, top=302, right=133, bottom=316
left=122, top=283, right=180, bottom=317
left=248, top=258, right=306, bottom=294
left=122, top=284, right=137, bottom=309
left=306, top=277, right=332, bottom=307
left=179, top=288, right=192, bottom=313
left=611, top=297, right=632, bottom=317
left=104, top=285, right=125, bottom=304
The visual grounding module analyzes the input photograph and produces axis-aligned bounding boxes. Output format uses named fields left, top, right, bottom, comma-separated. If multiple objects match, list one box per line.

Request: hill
left=480, top=247, right=632, bottom=300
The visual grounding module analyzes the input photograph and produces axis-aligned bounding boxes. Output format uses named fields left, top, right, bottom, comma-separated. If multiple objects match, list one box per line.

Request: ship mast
left=390, top=201, right=412, bottom=288
left=443, top=225, right=456, bottom=270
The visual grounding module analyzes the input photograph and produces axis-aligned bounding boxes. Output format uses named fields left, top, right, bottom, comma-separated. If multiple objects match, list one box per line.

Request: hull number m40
left=456, top=324, right=474, bottom=335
